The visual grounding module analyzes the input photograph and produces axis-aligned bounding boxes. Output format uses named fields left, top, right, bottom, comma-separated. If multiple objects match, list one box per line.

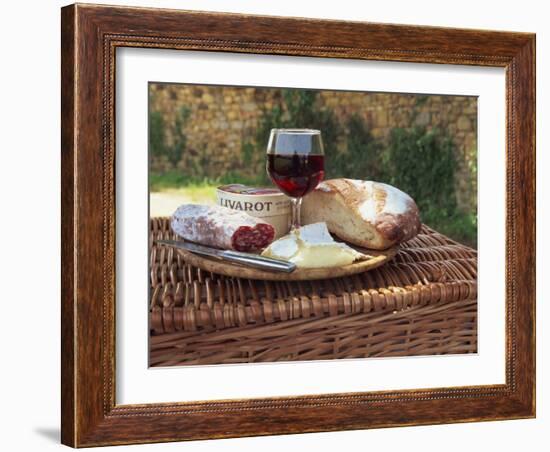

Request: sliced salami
left=171, top=204, right=275, bottom=252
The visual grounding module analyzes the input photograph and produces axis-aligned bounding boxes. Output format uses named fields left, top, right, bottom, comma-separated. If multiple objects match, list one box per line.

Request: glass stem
left=290, top=197, right=303, bottom=231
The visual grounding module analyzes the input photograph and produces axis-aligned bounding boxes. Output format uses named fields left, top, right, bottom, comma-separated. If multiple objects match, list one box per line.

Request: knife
left=156, top=240, right=296, bottom=273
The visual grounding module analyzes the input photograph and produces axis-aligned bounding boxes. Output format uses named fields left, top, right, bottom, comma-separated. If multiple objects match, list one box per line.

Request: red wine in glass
left=267, top=153, right=325, bottom=198
left=266, top=129, right=325, bottom=230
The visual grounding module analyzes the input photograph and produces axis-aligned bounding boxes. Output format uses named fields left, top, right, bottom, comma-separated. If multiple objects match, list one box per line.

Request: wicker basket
left=149, top=217, right=477, bottom=367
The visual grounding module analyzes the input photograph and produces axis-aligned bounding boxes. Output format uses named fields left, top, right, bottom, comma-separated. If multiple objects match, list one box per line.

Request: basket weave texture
left=149, top=217, right=477, bottom=367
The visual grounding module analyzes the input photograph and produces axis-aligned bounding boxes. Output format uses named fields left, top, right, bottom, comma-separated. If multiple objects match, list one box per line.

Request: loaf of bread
left=301, top=179, right=420, bottom=250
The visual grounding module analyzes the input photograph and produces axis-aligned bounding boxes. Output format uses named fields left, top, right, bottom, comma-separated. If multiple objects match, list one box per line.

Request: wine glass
left=266, top=129, right=325, bottom=231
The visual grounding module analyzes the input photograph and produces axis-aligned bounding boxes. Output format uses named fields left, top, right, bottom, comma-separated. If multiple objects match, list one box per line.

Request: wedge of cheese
left=261, top=222, right=366, bottom=268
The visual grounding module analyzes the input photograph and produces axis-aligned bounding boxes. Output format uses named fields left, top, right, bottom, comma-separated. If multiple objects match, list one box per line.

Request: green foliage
left=149, top=111, right=166, bottom=159
left=327, top=114, right=384, bottom=180
left=385, top=127, right=456, bottom=213
left=170, top=106, right=190, bottom=166
left=385, top=127, right=476, bottom=246
left=414, top=95, right=429, bottom=107
left=149, top=106, right=190, bottom=168
left=437, top=211, right=477, bottom=248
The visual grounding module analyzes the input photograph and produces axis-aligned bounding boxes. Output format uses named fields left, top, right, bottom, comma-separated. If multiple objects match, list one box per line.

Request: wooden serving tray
left=174, top=244, right=398, bottom=281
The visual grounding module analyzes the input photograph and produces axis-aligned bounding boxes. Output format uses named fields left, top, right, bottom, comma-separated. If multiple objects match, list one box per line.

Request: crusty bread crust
left=302, top=179, right=420, bottom=250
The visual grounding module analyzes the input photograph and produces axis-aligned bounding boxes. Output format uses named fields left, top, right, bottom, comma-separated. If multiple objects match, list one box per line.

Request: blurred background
left=149, top=83, right=477, bottom=247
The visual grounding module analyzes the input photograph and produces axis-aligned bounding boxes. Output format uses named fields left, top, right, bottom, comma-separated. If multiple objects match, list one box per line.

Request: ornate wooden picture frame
left=61, top=3, right=535, bottom=447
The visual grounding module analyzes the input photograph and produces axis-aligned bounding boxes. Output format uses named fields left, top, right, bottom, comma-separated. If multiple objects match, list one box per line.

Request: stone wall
left=149, top=84, right=477, bottom=212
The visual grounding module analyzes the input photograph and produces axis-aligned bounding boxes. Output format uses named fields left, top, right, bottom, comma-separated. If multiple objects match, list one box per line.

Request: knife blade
left=156, top=240, right=296, bottom=273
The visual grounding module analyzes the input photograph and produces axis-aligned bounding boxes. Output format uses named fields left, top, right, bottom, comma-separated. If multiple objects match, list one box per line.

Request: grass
left=149, top=171, right=268, bottom=192
left=431, top=211, right=477, bottom=248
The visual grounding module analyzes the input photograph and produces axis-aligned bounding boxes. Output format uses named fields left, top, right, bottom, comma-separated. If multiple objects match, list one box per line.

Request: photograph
left=56, top=2, right=536, bottom=447
left=148, top=82, right=479, bottom=367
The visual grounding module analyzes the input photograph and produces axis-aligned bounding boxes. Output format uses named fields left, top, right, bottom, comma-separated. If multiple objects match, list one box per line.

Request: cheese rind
left=265, top=234, right=299, bottom=260
left=261, top=222, right=365, bottom=268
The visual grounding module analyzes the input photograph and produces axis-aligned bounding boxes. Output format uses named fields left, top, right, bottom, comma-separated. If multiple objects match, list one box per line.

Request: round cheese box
left=216, top=184, right=291, bottom=239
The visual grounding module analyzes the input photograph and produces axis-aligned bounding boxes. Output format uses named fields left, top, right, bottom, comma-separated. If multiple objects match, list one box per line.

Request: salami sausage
left=171, top=204, right=275, bottom=252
